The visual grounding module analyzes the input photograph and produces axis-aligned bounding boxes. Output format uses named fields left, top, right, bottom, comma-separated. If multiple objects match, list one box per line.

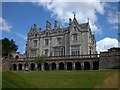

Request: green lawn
left=2, top=70, right=118, bottom=88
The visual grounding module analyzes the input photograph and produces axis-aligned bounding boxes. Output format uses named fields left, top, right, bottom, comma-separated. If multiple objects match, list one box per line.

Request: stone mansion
left=26, top=16, right=96, bottom=58
left=2, top=16, right=119, bottom=71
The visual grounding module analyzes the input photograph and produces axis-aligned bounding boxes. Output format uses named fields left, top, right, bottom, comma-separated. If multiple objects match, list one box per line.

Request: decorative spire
left=34, top=24, right=37, bottom=29
left=72, top=12, right=76, bottom=18
left=87, top=18, right=89, bottom=24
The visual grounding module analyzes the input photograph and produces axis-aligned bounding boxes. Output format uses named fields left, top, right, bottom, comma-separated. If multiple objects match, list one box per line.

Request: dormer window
left=57, top=37, right=62, bottom=45
left=72, top=34, right=77, bottom=41
left=46, top=32, right=49, bottom=36
left=45, top=39, right=49, bottom=46
left=35, top=34, right=37, bottom=37
left=34, top=40, right=37, bottom=47
left=74, top=27, right=76, bottom=30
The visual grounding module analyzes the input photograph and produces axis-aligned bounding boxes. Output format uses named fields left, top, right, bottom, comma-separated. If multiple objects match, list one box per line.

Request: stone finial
left=46, top=21, right=51, bottom=30
left=87, top=18, right=89, bottom=24
left=54, top=21, right=59, bottom=29
left=39, top=28, right=42, bottom=32
left=72, top=12, right=76, bottom=18
left=34, top=24, right=37, bottom=29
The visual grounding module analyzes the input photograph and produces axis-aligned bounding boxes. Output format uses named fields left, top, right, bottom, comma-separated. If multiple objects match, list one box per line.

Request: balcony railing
left=7, top=54, right=99, bottom=61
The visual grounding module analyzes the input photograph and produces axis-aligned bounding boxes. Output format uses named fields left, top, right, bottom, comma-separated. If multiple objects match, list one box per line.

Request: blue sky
left=1, top=1, right=119, bottom=53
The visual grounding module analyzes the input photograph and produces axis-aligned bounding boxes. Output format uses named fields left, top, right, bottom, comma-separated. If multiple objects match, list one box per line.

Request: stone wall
left=99, top=48, right=120, bottom=69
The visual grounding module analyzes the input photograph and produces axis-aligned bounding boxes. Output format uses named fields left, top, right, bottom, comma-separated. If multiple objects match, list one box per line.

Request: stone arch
left=13, top=64, right=17, bottom=70
left=84, top=61, right=90, bottom=70
left=93, top=61, right=99, bottom=70
left=24, top=62, right=28, bottom=67
left=75, top=62, right=81, bottom=70
left=9, top=54, right=13, bottom=58
left=30, top=63, right=35, bottom=70
left=59, top=62, right=64, bottom=70
left=44, top=63, right=49, bottom=70
left=24, top=62, right=29, bottom=70
left=37, top=63, right=41, bottom=70
left=18, top=63, right=22, bottom=70
left=51, top=62, right=56, bottom=70
left=67, top=62, right=72, bottom=70
left=15, top=55, right=19, bottom=59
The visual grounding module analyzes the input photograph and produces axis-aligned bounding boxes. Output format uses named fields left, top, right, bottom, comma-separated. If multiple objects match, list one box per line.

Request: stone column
left=35, top=63, right=37, bottom=70
left=28, top=63, right=30, bottom=71
left=49, top=63, right=52, bottom=70
left=22, top=64, right=24, bottom=70
left=41, top=63, right=44, bottom=71
left=72, top=62, right=75, bottom=70
left=90, top=62, right=93, bottom=70
left=64, top=62, right=67, bottom=70
left=56, top=64, right=59, bottom=70
left=81, top=62, right=84, bottom=70
left=16, top=64, right=18, bottom=71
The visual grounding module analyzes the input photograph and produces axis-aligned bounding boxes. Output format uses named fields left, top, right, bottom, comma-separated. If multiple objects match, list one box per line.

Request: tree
left=35, top=54, right=47, bottom=71
left=2, top=38, right=18, bottom=57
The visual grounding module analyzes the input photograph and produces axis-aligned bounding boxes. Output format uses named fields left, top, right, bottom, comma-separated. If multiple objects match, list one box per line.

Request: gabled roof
left=28, top=27, right=39, bottom=36
left=79, top=23, right=89, bottom=29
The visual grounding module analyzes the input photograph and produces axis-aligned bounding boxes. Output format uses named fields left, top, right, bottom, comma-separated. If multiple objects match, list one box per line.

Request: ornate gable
left=28, top=24, right=39, bottom=36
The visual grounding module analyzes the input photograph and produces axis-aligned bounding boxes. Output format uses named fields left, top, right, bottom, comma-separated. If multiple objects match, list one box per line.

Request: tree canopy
left=1, top=38, right=18, bottom=57
left=35, top=54, right=47, bottom=64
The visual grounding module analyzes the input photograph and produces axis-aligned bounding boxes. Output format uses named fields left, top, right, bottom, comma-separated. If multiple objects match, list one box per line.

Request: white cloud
left=0, top=18, right=26, bottom=40
left=96, top=37, right=118, bottom=53
left=107, top=11, right=118, bottom=24
left=32, top=0, right=105, bottom=34
left=0, top=17, right=12, bottom=32
left=107, top=7, right=119, bottom=30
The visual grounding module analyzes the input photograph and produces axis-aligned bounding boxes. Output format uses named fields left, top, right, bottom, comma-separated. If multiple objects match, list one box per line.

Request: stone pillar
left=41, top=63, right=44, bottom=71
left=49, top=63, right=52, bottom=70
left=35, top=63, right=37, bottom=70
left=65, top=62, right=67, bottom=70
left=16, top=64, right=18, bottom=71
left=28, top=63, right=30, bottom=71
left=56, top=64, right=59, bottom=70
left=72, top=62, right=75, bottom=70
left=22, top=64, right=24, bottom=70
left=90, top=62, right=93, bottom=70
left=81, top=62, right=84, bottom=70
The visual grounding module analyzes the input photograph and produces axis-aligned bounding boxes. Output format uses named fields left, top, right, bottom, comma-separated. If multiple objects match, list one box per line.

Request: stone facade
left=2, top=48, right=120, bottom=71
left=26, top=17, right=96, bottom=58
left=2, top=16, right=120, bottom=71
left=2, top=54, right=99, bottom=71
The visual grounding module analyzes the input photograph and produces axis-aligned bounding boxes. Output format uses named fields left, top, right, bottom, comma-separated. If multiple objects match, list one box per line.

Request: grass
left=2, top=70, right=119, bottom=88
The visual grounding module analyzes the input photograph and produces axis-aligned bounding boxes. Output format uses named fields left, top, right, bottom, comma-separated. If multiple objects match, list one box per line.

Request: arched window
left=51, top=63, right=56, bottom=70
left=75, top=62, right=81, bottom=70
left=15, top=55, right=19, bottom=59
left=59, top=62, right=64, bottom=70
left=44, top=63, right=49, bottom=70
left=84, top=62, right=90, bottom=70
left=93, top=61, right=99, bottom=70
left=30, top=63, right=35, bottom=70
left=67, top=62, right=72, bottom=70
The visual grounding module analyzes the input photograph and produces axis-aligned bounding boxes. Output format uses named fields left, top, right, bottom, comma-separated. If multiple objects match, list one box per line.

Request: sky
left=1, top=0, right=120, bottom=54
